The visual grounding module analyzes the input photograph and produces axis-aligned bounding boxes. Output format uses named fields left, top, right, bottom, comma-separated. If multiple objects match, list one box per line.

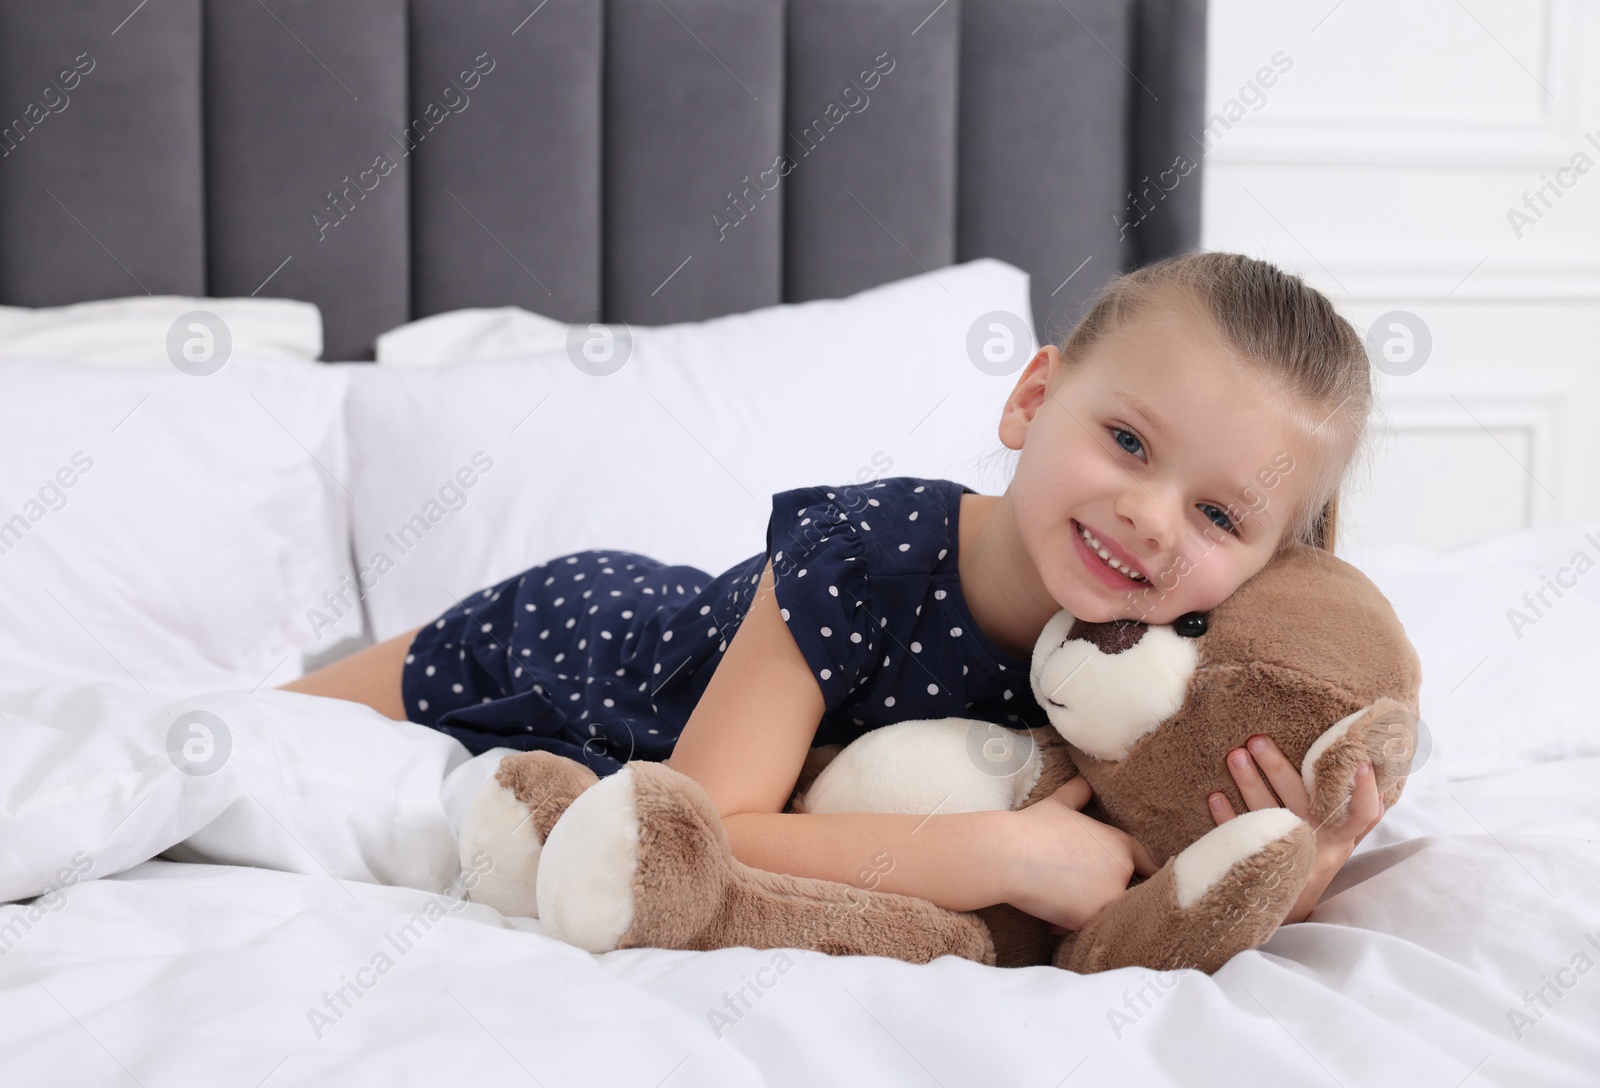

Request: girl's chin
left=1055, top=579, right=1137, bottom=624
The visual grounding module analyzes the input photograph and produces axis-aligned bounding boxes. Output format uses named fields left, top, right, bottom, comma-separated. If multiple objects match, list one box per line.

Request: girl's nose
left=1114, top=488, right=1180, bottom=555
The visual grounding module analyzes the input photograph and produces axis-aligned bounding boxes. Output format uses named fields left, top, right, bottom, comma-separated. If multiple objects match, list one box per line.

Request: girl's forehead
left=1062, top=300, right=1328, bottom=447
left=1077, top=329, right=1288, bottom=414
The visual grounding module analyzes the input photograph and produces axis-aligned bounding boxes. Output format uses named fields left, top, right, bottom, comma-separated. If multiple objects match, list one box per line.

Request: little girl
left=284, top=251, right=1387, bottom=935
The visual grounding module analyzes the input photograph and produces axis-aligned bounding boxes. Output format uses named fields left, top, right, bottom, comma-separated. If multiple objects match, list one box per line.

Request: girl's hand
left=1005, top=778, right=1158, bottom=933
left=1207, top=734, right=1384, bottom=924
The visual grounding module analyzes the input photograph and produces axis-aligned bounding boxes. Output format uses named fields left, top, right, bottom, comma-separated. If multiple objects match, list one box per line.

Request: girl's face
left=998, top=301, right=1325, bottom=625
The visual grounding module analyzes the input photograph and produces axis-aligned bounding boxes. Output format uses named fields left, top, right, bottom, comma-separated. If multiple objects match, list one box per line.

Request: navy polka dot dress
left=401, top=476, right=1049, bottom=776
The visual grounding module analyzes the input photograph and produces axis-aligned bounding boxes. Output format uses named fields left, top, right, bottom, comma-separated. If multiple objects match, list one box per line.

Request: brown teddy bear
left=459, top=542, right=1422, bottom=973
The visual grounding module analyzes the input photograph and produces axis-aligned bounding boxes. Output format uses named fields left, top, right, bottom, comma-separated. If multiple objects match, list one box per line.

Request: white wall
left=1200, top=0, right=1600, bottom=553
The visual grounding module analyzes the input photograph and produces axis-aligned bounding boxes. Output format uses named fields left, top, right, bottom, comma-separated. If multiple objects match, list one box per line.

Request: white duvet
left=0, top=679, right=1595, bottom=1087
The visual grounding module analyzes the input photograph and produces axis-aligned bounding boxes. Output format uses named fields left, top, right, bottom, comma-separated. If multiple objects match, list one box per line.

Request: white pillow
left=374, top=306, right=571, bottom=366
left=0, top=681, right=478, bottom=905
left=0, top=356, right=359, bottom=695
left=0, top=296, right=323, bottom=367
left=1341, top=525, right=1600, bottom=781
left=344, top=258, right=1038, bottom=640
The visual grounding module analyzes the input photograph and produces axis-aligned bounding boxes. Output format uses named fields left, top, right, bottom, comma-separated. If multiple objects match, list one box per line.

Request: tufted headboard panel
left=0, top=0, right=1206, bottom=359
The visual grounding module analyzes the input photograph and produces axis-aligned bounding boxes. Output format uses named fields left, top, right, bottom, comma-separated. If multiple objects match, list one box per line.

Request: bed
left=2, top=1, right=1598, bottom=1085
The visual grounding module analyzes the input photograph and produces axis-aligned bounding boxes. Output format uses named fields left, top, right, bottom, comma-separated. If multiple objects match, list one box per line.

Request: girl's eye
left=1110, top=427, right=1146, bottom=460
left=1199, top=503, right=1237, bottom=535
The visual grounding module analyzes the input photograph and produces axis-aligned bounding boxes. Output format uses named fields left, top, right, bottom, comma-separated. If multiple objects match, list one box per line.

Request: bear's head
left=1029, top=543, right=1423, bottom=865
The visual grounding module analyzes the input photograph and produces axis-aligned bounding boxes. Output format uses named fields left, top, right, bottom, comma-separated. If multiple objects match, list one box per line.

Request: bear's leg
left=458, top=751, right=600, bottom=918
left=536, top=760, right=996, bottom=966
left=1302, top=696, right=1420, bottom=824
left=1058, top=808, right=1315, bottom=975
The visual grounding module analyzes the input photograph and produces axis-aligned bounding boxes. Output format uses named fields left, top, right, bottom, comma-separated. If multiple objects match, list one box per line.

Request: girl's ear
left=1014, top=344, right=1060, bottom=396
left=997, top=344, right=1062, bottom=448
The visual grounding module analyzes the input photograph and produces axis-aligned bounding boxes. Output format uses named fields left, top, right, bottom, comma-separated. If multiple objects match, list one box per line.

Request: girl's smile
left=1070, top=518, right=1150, bottom=588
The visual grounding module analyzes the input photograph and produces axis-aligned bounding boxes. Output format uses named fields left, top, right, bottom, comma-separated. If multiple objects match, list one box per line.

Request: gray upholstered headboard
left=0, top=0, right=1206, bottom=360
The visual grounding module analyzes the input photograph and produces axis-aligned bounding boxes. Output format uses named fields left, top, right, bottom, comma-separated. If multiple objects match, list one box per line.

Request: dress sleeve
left=763, top=485, right=878, bottom=709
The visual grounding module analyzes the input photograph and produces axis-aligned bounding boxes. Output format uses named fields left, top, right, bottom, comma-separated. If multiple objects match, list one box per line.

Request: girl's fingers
left=1212, top=746, right=1383, bottom=842
left=1053, top=776, right=1093, bottom=811
left=1127, top=834, right=1158, bottom=878
left=1244, top=735, right=1309, bottom=817
left=1079, top=818, right=1157, bottom=879
left=1226, top=746, right=1281, bottom=811
left=1347, top=762, right=1384, bottom=843
left=1208, top=790, right=1236, bottom=826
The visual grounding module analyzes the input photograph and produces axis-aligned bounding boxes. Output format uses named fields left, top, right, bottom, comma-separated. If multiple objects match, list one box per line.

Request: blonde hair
left=1054, top=251, right=1369, bottom=553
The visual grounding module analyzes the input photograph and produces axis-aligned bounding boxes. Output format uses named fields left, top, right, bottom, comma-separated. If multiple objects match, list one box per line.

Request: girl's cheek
left=1168, top=552, right=1236, bottom=613
left=1068, top=450, right=1128, bottom=497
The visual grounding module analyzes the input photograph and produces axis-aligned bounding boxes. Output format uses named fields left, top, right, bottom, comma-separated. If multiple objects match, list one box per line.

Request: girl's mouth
left=1071, top=519, right=1148, bottom=587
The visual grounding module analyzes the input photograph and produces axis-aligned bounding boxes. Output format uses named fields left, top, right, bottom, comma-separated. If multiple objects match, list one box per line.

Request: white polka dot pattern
left=758, top=479, right=1046, bottom=742
left=396, top=478, right=1048, bottom=776
left=766, top=483, right=874, bottom=711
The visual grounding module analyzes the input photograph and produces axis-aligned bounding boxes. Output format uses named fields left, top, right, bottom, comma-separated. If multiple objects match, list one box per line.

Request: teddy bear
left=458, top=542, right=1422, bottom=974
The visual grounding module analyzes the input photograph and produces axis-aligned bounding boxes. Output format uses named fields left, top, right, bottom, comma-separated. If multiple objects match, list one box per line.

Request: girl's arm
left=1207, top=735, right=1385, bottom=923
left=666, top=559, right=1153, bottom=929
left=724, top=778, right=1156, bottom=928
left=666, top=557, right=1012, bottom=911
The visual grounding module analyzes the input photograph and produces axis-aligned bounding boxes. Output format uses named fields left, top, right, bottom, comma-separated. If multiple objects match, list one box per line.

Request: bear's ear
left=1301, top=697, right=1421, bottom=823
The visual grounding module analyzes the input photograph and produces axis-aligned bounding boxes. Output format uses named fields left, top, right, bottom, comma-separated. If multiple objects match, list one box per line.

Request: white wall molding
left=1206, top=1, right=1591, bottom=170
left=1341, top=369, right=1577, bottom=551
left=1373, top=370, right=1572, bottom=523
left=1292, top=245, right=1600, bottom=302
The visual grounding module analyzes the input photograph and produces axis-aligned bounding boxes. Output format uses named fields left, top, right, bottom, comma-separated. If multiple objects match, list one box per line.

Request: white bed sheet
left=0, top=682, right=1595, bottom=1087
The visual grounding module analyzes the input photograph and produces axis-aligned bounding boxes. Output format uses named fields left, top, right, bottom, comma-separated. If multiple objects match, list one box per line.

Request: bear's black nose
left=1066, top=618, right=1147, bottom=654
left=1173, top=612, right=1208, bottom=638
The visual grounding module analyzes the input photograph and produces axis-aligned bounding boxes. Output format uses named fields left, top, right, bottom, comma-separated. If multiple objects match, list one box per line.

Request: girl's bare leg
left=278, top=625, right=423, bottom=721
